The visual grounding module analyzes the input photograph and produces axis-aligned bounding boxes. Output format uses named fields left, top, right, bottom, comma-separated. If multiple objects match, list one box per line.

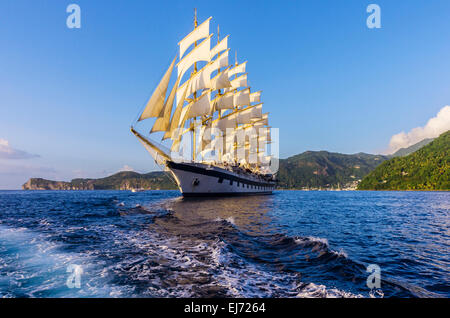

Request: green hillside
left=358, top=131, right=449, bottom=190
left=23, top=171, right=177, bottom=190
left=90, top=171, right=176, bottom=190
left=391, top=137, right=435, bottom=157
left=277, top=151, right=389, bottom=189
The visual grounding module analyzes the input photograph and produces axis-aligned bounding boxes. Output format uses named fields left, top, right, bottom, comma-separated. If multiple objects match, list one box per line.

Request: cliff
left=22, top=171, right=177, bottom=190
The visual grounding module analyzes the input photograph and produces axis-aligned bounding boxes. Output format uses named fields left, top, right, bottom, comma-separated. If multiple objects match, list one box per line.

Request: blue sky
left=1, top=0, right=449, bottom=189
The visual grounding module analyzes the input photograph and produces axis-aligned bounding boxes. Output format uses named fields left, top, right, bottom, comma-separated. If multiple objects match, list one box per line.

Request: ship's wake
left=98, top=198, right=414, bottom=298
left=0, top=193, right=420, bottom=298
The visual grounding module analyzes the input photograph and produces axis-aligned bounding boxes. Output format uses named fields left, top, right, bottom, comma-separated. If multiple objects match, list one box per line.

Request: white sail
left=214, top=91, right=235, bottom=110
left=183, top=65, right=212, bottom=100
left=150, top=73, right=182, bottom=133
left=210, top=67, right=232, bottom=90
left=189, top=49, right=229, bottom=94
left=251, top=122, right=265, bottom=135
left=251, top=113, right=268, bottom=126
left=236, top=107, right=254, bottom=125
left=199, top=137, right=219, bottom=157
left=213, top=113, right=237, bottom=131
left=250, top=103, right=262, bottom=119
left=236, top=145, right=250, bottom=165
left=198, top=126, right=222, bottom=157
left=260, top=113, right=269, bottom=125
left=209, top=49, right=229, bottom=74
left=163, top=78, right=191, bottom=140
left=258, top=127, right=270, bottom=140
left=176, top=49, right=229, bottom=105
left=228, top=61, right=246, bottom=78
left=139, top=55, right=177, bottom=121
left=187, top=91, right=211, bottom=118
left=258, top=153, right=272, bottom=166
left=230, top=73, right=247, bottom=89
left=224, top=135, right=236, bottom=154
left=191, top=68, right=211, bottom=93
left=177, top=35, right=212, bottom=80
left=260, top=126, right=272, bottom=143
left=134, top=14, right=275, bottom=180
left=250, top=91, right=261, bottom=103
left=210, top=35, right=228, bottom=59
left=233, top=88, right=250, bottom=107
left=179, top=17, right=212, bottom=58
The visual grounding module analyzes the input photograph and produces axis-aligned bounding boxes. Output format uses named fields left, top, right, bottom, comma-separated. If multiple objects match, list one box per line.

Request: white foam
left=225, top=217, right=235, bottom=225
left=296, top=282, right=362, bottom=298
left=306, top=236, right=329, bottom=246
left=0, top=224, right=124, bottom=298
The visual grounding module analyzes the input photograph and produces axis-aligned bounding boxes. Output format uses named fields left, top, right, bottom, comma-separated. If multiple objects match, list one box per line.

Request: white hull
left=166, top=161, right=275, bottom=196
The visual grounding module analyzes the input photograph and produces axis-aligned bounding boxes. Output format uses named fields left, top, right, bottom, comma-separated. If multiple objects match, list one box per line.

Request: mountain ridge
left=23, top=136, right=442, bottom=191
left=23, top=151, right=390, bottom=191
left=391, top=137, right=435, bottom=157
left=277, top=151, right=389, bottom=189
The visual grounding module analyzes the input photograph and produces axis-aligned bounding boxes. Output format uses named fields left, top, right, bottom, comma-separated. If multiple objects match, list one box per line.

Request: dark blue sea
left=0, top=190, right=448, bottom=298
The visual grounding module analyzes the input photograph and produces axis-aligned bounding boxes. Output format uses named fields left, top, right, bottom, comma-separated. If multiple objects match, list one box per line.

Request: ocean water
left=0, top=190, right=448, bottom=298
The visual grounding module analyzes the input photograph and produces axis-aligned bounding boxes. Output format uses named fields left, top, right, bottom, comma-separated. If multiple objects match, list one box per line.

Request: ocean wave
left=0, top=224, right=128, bottom=297
left=1, top=190, right=437, bottom=298
left=296, top=282, right=362, bottom=298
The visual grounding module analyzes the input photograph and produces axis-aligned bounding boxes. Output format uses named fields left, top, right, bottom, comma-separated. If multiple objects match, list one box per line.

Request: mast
left=133, top=13, right=271, bottom=172
left=192, top=8, right=198, bottom=162
left=217, top=24, right=222, bottom=163
left=217, top=24, right=222, bottom=119
left=233, top=51, right=238, bottom=165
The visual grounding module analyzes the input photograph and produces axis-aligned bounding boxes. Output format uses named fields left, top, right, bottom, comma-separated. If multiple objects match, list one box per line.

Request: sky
left=1, top=0, right=449, bottom=189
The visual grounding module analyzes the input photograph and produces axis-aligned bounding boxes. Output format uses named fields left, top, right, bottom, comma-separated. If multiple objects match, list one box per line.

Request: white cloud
left=0, top=138, right=39, bottom=159
left=387, top=105, right=450, bottom=154
left=118, top=164, right=135, bottom=172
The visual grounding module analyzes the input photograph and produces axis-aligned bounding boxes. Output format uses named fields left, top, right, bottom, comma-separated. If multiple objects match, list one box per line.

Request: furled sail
left=179, top=17, right=212, bottom=58
left=138, top=55, right=177, bottom=121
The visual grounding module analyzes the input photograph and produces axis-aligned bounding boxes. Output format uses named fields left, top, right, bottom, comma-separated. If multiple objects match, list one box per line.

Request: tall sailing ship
left=131, top=12, right=276, bottom=196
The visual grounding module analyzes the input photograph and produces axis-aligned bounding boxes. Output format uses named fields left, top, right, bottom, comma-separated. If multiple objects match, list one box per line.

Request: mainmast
left=192, top=8, right=198, bottom=162
left=217, top=24, right=222, bottom=119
